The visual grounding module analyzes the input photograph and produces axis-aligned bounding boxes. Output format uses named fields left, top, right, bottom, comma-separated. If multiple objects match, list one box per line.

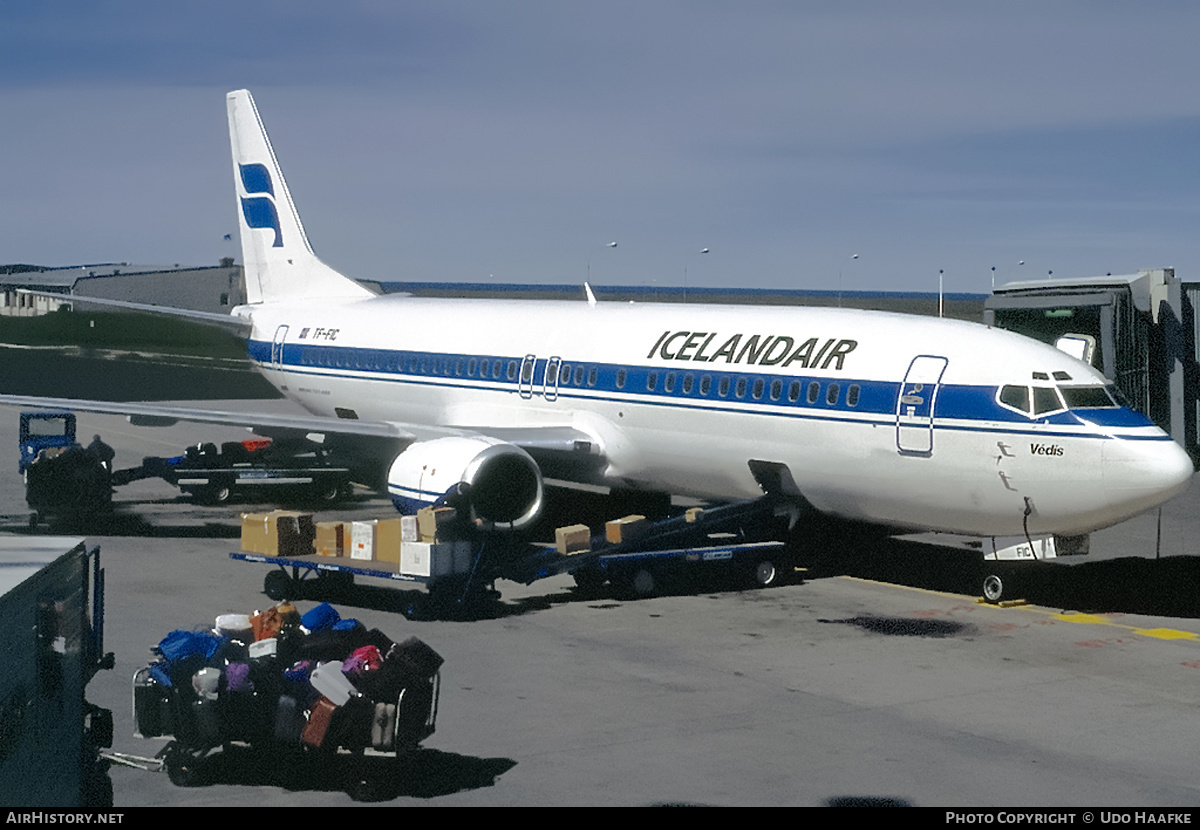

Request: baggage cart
left=230, top=491, right=794, bottom=616
left=132, top=618, right=441, bottom=799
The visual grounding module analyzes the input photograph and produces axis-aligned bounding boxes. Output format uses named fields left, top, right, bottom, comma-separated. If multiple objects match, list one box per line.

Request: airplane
left=3, top=89, right=1194, bottom=591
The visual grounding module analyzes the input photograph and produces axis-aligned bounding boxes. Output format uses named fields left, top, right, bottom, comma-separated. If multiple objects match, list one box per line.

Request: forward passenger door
left=896, top=355, right=948, bottom=455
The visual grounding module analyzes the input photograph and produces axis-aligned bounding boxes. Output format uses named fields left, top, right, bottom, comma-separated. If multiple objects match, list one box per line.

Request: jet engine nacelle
left=387, top=436, right=544, bottom=529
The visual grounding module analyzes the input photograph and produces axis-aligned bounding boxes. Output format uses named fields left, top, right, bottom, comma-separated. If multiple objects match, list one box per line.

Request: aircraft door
left=896, top=355, right=948, bottom=455
left=519, top=354, right=537, bottom=399
left=543, top=356, right=561, bottom=401
left=271, top=325, right=289, bottom=370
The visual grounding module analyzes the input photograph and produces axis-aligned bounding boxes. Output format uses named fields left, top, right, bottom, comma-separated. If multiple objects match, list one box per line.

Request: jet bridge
left=985, top=268, right=1200, bottom=466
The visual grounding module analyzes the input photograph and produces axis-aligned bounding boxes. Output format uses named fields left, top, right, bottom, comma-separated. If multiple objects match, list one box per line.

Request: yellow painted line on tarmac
left=1130, top=628, right=1200, bottom=641
left=1047, top=612, right=1113, bottom=626
left=838, top=576, right=1200, bottom=643
left=1011, top=607, right=1200, bottom=643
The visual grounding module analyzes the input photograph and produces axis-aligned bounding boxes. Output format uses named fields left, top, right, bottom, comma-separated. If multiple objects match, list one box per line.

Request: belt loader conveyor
left=230, top=491, right=794, bottom=618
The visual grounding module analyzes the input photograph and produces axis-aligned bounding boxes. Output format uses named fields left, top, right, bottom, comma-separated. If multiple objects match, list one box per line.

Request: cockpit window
left=999, top=385, right=1030, bottom=414
left=1001, top=381, right=1119, bottom=418
left=1032, top=386, right=1064, bottom=416
left=1060, top=386, right=1117, bottom=409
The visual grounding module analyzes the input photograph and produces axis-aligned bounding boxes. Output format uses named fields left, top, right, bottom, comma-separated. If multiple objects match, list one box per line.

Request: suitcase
left=329, top=695, right=374, bottom=751
left=372, top=702, right=396, bottom=752
left=309, top=661, right=359, bottom=706
left=274, top=695, right=306, bottom=745
left=392, top=637, right=444, bottom=679
left=133, top=666, right=174, bottom=738
left=302, top=696, right=338, bottom=748
left=192, top=697, right=222, bottom=749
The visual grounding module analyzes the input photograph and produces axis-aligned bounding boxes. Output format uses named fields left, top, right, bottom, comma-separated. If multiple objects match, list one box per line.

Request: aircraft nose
left=1102, top=437, right=1194, bottom=518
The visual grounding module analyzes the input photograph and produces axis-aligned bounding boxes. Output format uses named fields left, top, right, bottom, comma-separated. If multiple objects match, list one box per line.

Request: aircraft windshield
left=1059, top=386, right=1118, bottom=409
left=997, top=383, right=1112, bottom=416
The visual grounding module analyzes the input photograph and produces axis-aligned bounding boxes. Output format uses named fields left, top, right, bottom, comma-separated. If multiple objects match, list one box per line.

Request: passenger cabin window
left=807, top=382, right=820, bottom=404
left=700, top=375, right=712, bottom=395
left=616, top=369, right=627, bottom=389
left=647, top=371, right=658, bottom=392
left=752, top=378, right=765, bottom=400
left=788, top=381, right=801, bottom=403
left=718, top=376, right=730, bottom=397
left=847, top=384, right=861, bottom=407
left=826, top=383, right=840, bottom=405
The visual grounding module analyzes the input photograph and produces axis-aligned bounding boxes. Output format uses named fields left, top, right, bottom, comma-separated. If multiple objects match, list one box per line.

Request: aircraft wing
left=0, top=394, right=607, bottom=479
left=0, top=394, right=416, bottom=441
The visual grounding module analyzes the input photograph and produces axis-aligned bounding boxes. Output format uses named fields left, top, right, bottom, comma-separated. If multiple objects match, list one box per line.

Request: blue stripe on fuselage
left=247, top=338, right=1165, bottom=439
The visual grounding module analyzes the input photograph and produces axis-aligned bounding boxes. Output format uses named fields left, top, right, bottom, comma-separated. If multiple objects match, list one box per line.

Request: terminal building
left=0, top=259, right=245, bottom=317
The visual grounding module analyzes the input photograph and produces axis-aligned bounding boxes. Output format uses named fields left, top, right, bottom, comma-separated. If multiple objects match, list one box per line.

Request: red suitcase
left=301, top=696, right=338, bottom=748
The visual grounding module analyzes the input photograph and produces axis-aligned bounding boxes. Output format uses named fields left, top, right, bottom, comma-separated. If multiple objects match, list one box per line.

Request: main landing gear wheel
left=982, top=573, right=1005, bottom=604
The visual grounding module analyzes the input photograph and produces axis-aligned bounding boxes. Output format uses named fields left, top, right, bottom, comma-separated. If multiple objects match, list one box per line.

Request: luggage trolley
left=230, top=545, right=498, bottom=619
left=132, top=618, right=442, bottom=798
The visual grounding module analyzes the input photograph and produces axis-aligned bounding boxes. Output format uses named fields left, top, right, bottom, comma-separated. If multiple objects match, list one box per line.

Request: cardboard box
left=417, top=506, right=457, bottom=542
left=401, top=540, right=432, bottom=577
left=313, top=521, right=345, bottom=557
left=374, top=518, right=404, bottom=567
left=453, top=540, right=473, bottom=574
left=242, top=511, right=315, bottom=557
left=273, top=511, right=316, bottom=557
left=400, top=514, right=419, bottom=543
left=240, top=512, right=272, bottom=553
left=401, top=540, right=473, bottom=578
left=349, top=520, right=377, bottom=561
left=555, top=524, right=591, bottom=555
left=605, top=514, right=647, bottom=545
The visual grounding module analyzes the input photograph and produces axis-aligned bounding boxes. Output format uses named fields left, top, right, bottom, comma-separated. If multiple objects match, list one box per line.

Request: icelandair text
left=647, top=330, right=858, bottom=370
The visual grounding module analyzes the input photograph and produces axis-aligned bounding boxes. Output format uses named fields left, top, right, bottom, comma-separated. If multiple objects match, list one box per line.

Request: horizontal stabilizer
left=17, top=290, right=253, bottom=334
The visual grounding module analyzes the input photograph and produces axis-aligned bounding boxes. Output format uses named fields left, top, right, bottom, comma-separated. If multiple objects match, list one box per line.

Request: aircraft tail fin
left=226, top=90, right=374, bottom=304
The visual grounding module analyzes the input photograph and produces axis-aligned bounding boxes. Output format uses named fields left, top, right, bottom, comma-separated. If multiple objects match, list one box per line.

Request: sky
left=4, top=1, right=1200, bottom=294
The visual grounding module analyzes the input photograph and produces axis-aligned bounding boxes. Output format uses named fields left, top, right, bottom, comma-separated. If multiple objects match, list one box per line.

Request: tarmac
left=3, top=398, right=1200, bottom=807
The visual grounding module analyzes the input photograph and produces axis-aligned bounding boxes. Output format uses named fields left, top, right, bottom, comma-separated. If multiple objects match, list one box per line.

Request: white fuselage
left=237, top=294, right=1195, bottom=539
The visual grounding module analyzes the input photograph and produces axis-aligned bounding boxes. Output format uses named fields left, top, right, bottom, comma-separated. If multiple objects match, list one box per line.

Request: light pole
left=586, top=241, right=618, bottom=283
left=683, top=247, right=709, bottom=303
left=839, top=253, right=859, bottom=308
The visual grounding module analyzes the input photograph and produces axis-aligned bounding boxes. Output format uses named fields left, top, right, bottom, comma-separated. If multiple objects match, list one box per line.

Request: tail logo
left=239, top=163, right=283, bottom=247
